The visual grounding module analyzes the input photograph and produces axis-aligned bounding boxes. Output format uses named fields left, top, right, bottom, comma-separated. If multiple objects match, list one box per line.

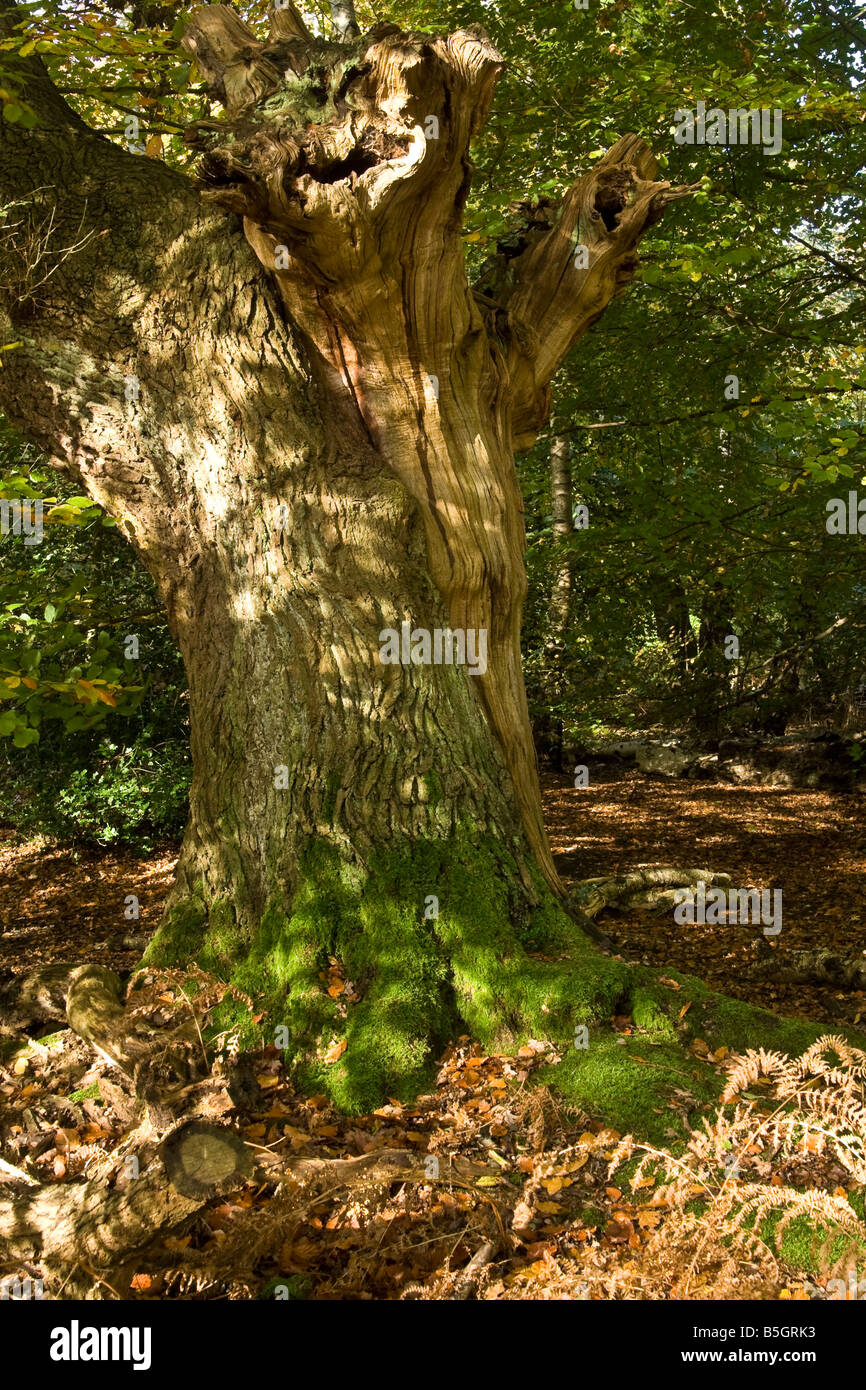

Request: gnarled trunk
left=0, top=0, right=688, bottom=1108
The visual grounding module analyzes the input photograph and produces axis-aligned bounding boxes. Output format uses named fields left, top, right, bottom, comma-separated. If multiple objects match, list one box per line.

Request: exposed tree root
left=573, top=866, right=731, bottom=918
left=747, top=943, right=866, bottom=990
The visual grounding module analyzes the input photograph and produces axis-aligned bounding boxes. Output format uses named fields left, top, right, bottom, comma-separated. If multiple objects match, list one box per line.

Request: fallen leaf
left=605, top=1219, right=633, bottom=1242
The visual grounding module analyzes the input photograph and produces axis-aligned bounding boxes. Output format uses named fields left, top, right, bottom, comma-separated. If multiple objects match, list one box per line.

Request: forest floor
left=2, top=763, right=864, bottom=1026
left=0, top=764, right=863, bottom=1300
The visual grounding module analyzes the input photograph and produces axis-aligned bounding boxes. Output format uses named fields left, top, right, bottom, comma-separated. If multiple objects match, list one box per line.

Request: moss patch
left=147, top=833, right=636, bottom=1113
left=539, top=1034, right=719, bottom=1144
left=143, top=833, right=866, bottom=1125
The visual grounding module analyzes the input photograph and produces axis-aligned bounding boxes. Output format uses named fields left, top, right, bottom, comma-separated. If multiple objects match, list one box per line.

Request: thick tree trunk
left=0, top=0, right=689, bottom=1108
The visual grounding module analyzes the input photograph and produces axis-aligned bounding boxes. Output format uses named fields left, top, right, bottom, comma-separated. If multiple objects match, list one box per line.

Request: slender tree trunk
left=653, top=580, right=697, bottom=686
left=550, top=434, right=574, bottom=629
left=536, top=433, right=573, bottom=768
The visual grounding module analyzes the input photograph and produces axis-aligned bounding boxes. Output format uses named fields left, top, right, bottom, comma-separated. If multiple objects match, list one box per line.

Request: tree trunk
left=550, top=434, right=574, bottom=629
left=0, top=0, right=689, bottom=1109
left=535, top=433, right=573, bottom=768
left=653, top=580, right=696, bottom=684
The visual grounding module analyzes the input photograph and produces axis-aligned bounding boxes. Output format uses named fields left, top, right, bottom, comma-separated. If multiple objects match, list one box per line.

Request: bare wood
left=499, top=137, right=696, bottom=449
left=0, top=1142, right=418, bottom=1268
left=184, top=6, right=282, bottom=112
left=268, top=2, right=311, bottom=43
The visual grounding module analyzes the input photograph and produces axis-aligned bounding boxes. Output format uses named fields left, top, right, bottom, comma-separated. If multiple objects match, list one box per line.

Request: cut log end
left=161, top=1121, right=254, bottom=1197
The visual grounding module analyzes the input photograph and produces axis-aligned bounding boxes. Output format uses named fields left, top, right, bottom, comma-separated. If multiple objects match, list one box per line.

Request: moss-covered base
left=143, top=833, right=866, bottom=1127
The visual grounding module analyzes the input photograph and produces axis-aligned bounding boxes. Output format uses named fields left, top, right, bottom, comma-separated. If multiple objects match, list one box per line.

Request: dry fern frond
left=612, top=1035, right=866, bottom=1299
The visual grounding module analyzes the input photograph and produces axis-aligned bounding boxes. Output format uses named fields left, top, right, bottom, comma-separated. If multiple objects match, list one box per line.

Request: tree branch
left=478, top=137, right=695, bottom=449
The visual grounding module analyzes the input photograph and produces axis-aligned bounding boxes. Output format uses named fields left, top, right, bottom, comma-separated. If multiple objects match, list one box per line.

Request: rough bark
left=0, top=1122, right=251, bottom=1268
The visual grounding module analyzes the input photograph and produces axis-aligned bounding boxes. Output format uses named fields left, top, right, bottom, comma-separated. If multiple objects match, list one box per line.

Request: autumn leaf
left=605, top=1218, right=633, bottom=1242
left=638, top=1208, right=662, bottom=1228
left=323, top=1038, right=347, bottom=1064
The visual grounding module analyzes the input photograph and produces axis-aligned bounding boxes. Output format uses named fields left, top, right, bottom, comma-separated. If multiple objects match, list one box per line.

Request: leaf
left=75, top=679, right=116, bottom=705
left=605, top=1218, right=634, bottom=1241
left=323, top=1038, right=347, bottom=1064
left=638, top=1209, right=662, bottom=1228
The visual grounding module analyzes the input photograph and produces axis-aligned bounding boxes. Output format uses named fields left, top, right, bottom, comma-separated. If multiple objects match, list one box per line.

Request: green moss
left=422, top=768, right=442, bottom=806
left=630, top=963, right=865, bottom=1058
left=258, top=1275, right=311, bottom=1301
left=630, top=985, right=677, bottom=1039
left=68, top=1081, right=101, bottom=1103
left=150, top=833, right=618, bottom=1113
left=540, top=1034, right=718, bottom=1143
left=142, top=833, right=866, bottom=1131
left=143, top=889, right=206, bottom=966
left=744, top=1206, right=866, bottom=1280
left=320, top=771, right=342, bottom=824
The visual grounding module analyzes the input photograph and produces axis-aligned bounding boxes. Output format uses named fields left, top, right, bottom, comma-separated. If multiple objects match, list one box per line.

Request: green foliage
left=0, top=421, right=189, bottom=845
left=0, top=728, right=190, bottom=847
